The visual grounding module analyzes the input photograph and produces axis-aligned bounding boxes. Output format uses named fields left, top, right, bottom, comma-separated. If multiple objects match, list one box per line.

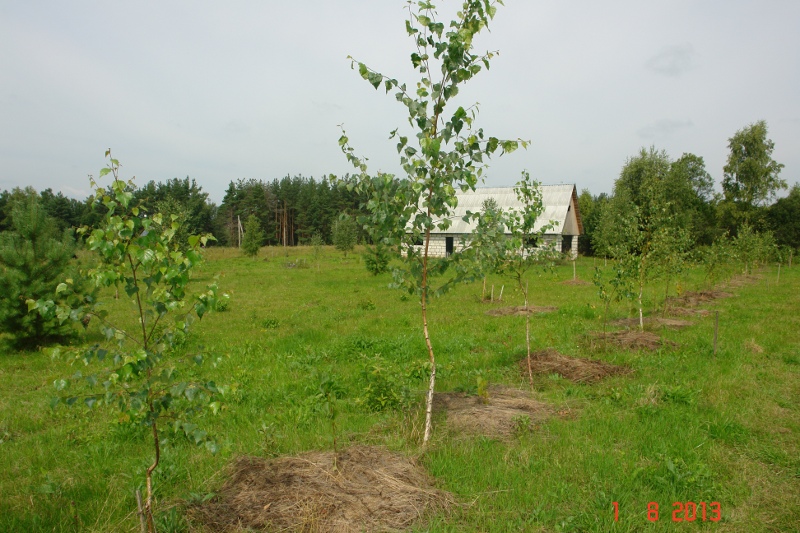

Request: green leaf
left=56, top=283, right=67, bottom=294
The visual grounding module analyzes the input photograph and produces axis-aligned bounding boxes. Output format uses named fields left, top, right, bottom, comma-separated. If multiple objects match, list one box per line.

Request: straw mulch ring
left=485, top=305, right=558, bottom=317
left=725, top=274, right=761, bottom=288
left=666, top=306, right=710, bottom=317
left=434, top=386, right=558, bottom=438
left=589, top=330, right=678, bottom=351
left=188, top=446, right=452, bottom=533
left=610, top=317, right=693, bottom=329
left=518, top=349, right=632, bottom=383
left=667, top=290, right=733, bottom=307
left=561, top=279, right=591, bottom=286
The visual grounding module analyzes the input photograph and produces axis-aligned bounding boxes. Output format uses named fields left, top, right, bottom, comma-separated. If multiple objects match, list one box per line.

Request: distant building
left=415, top=184, right=583, bottom=258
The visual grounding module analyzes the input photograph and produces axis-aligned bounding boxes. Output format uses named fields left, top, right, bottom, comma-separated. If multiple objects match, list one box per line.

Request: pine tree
left=241, top=214, right=264, bottom=258
left=0, top=196, right=83, bottom=348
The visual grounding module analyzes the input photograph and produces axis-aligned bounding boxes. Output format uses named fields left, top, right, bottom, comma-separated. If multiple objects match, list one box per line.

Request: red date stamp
left=613, top=501, right=721, bottom=522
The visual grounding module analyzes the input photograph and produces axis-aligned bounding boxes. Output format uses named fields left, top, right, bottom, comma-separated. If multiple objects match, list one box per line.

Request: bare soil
left=610, top=317, right=694, bottom=329
left=485, top=305, right=558, bottom=317
left=434, top=386, right=558, bottom=438
left=518, top=349, right=632, bottom=383
left=588, top=330, right=678, bottom=351
left=188, top=446, right=451, bottom=533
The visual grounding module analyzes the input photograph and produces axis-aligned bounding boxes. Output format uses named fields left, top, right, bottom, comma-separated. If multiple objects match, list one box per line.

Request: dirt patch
left=610, top=317, right=694, bottom=329
left=666, top=306, right=710, bottom=318
left=589, top=330, right=677, bottom=351
left=518, top=349, right=632, bottom=383
left=485, top=305, right=558, bottom=317
left=561, top=279, right=591, bottom=286
left=667, top=291, right=733, bottom=307
left=434, top=386, right=557, bottom=438
left=189, top=446, right=451, bottom=533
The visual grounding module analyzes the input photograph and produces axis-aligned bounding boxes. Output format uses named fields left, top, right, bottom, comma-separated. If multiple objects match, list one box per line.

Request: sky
left=1, top=0, right=798, bottom=204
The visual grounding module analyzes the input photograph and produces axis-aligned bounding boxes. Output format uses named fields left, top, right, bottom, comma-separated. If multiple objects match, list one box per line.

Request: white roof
left=428, top=184, right=581, bottom=235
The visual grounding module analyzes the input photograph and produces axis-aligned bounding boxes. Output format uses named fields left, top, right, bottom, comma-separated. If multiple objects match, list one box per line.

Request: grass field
left=1, top=246, right=798, bottom=532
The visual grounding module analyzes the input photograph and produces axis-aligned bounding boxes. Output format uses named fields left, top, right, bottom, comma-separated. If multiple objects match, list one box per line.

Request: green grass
left=1, top=247, right=798, bottom=532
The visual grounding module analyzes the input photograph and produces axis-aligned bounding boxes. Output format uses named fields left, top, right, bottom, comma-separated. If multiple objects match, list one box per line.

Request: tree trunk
left=144, top=415, right=160, bottom=533
left=421, top=225, right=436, bottom=446
left=525, top=281, right=533, bottom=386
left=638, top=281, right=644, bottom=332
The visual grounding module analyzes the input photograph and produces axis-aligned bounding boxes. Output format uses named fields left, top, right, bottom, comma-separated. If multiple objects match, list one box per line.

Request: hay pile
left=485, top=305, right=558, bottom=317
left=189, top=446, right=451, bottom=533
left=519, top=349, right=631, bottom=383
left=589, top=330, right=677, bottom=351
left=435, top=386, right=556, bottom=438
left=610, top=317, right=693, bottom=329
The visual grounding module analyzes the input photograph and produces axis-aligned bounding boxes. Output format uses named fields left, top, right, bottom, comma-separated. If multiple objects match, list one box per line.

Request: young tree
left=597, top=147, right=690, bottom=330
left=472, top=172, right=559, bottom=385
left=310, top=231, right=325, bottom=271
left=29, top=152, right=224, bottom=532
left=331, top=215, right=358, bottom=258
left=0, top=194, right=89, bottom=349
left=334, top=0, right=523, bottom=445
left=721, top=120, right=786, bottom=230
left=241, top=214, right=265, bottom=258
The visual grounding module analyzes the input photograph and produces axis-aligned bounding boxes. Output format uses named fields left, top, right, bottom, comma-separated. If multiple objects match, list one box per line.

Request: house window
left=445, top=237, right=454, bottom=256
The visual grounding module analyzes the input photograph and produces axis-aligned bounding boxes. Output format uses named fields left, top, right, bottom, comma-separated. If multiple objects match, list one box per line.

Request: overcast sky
left=1, top=0, right=798, bottom=204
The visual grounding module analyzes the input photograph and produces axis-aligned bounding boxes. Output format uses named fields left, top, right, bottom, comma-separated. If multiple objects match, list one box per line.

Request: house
left=416, top=184, right=583, bottom=258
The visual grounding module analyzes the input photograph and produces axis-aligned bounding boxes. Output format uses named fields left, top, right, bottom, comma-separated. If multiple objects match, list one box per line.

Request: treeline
left=578, top=120, right=799, bottom=257
left=216, top=176, right=364, bottom=246
left=2, top=121, right=798, bottom=254
left=0, top=175, right=366, bottom=247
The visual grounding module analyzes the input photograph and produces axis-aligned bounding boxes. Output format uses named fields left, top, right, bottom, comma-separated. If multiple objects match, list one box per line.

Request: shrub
left=332, top=216, right=357, bottom=257
left=0, top=195, right=91, bottom=349
left=241, top=214, right=264, bottom=258
left=363, top=243, right=390, bottom=275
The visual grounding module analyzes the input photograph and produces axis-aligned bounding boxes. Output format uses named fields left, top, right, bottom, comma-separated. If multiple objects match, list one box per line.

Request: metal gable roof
left=427, top=184, right=581, bottom=235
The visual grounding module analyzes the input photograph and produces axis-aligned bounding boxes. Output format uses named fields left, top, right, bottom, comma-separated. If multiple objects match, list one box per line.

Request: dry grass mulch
left=724, top=274, right=762, bottom=288
left=588, top=330, right=678, bottom=351
left=561, top=279, right=591, bottom=286
left=518, top=349, right=632, bottom=383
left=188, top=446, right=452, bottom=533
left=667, top=290, right=733, bottom=308
left=610, top=317, right=694, bottom=329
left=666, top=306, right=710, bottom=317
left=434, top=386, right=559, bottom=438
left=485, top=305, right=558, bottom=317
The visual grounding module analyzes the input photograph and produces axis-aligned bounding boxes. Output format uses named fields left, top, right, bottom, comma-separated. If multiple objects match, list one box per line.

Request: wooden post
left=573, top=259, right=577, bottom=281
left=499, top=285, right=504, bottom=302
left=713, top=311, right=719, bottom=357
left=482, top=277, right=486, bottom=301
left=777, top=263, right=781, bottom=285
left=490, top=285, right=494, bottom=302
left=135, top=490, right=146, bottom=533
